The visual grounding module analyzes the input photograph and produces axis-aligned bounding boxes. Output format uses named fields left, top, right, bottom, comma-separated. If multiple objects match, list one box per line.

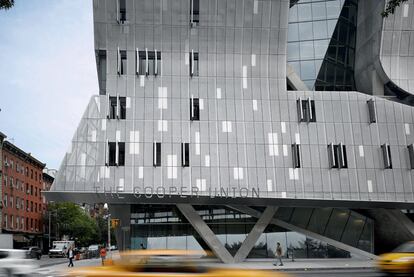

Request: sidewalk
left=42, top=257, right=376, bottom=273
left=201, top=258, right=377, bottom=271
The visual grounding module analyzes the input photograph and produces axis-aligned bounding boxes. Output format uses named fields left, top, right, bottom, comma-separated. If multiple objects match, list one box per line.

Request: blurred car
left=21, top=246, right=42, bottom=260
left=66, top=249, right=289, bottom=277
left=87, top=244, right=100, bottom=258
left=0, top=249, right=39, bottom=276
left=378, top=241, right=414, bottom=275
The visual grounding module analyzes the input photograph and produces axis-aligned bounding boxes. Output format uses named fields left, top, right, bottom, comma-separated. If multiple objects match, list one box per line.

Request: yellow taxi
left=378, top=241, right=414, bottom=275
left=67, top=249, right=289, bottom=277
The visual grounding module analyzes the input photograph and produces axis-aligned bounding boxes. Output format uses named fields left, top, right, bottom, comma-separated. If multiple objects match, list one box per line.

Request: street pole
left=48, top=211, right=51, bottom=248
left=104, top=203, right=111, bottom=259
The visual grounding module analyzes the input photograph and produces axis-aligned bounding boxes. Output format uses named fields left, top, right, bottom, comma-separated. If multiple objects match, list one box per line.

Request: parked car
left=87, top=244, right=100, bottom=258
left=21, top=246, right=42, bottom=260
left=378, top=241, right=414, bottom=275
left=0, top=249, right=39, bottom=276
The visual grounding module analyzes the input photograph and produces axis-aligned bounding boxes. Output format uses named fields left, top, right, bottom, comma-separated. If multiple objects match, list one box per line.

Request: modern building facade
left=2, top=139, right=46, bottom=247
left=47, top=0, right=414, bottom=262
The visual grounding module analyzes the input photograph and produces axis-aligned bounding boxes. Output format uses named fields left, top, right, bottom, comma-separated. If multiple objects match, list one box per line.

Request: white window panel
left=118, top=178, right=124, bottom=191
left=167, top=155, right=177, bottom=179
left=199, top=99, right=204, bottom=110
left=101, top=119, right=106, bottom=131
left=288, top=168, right=294, bottom=180
left=185, top=52, right=189, bottom=65
left=267, top=179, right=273, bottom=191
left=116, top=130, right=121, bottom=141
left=281, top=122, right=286, bottom=133
left=405, top=123, right=410, bottom=135
left=242, top=66, right=247, bottom=89
left=403, top=4, right=409, bottom=17
left=140, top=75, right=145, bottom=87
left=283, top=145, right=288, bottom=156
left=216, top=88, right=222, bottom=99
left=138, top=166, right=144, bottom=179
left=90, top=130, right=97, bottom=142
left=196, top=179, right=207, bottom=191
left=222, top=121, right=232, bottom=132
left=295, top=133, right=301, bottom=144
left=367, top=180, right=373, bottom=192
left=251, top=54, right=256, bottom=66
left=158, top=120, right=168, bottom=132
left=252, top=99, right=258, bottom=111
left=294, top=168, right=299, bottom=180
left=233, top=167, right=244, bottom=180
left=253, top=0, right=258, bottom=14
left=281, top=192, right=287, bottom=198
left=126, top=97, right=131, bottom=108
left=359, top=145, right=364, bottom=157
left=205, top=155, right=210, bottom=167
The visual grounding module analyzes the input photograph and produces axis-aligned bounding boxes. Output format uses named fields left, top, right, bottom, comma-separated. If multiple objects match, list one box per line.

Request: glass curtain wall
left=129, top=205, right=371, bottom=259
left=287, top=0, right=358, bottom=91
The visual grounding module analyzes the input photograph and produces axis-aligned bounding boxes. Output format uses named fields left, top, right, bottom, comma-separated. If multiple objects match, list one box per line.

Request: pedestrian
left=274, top=242, right=284, bottom=266
left=67, top=246, right=74, bottom=267
left=100, top=246, right=107, bottom=265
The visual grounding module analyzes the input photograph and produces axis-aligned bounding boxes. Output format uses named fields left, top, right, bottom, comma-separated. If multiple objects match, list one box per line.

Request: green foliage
left=0, top=0, right=14, bottom=10
left=382, top=0, right=409, bottom=17
left=49, top=202, right=98, bottom=246
left=48, top=202, right=116, bottom=247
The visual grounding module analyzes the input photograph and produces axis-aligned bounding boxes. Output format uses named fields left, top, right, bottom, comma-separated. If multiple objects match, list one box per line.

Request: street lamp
left=103, top=203, right=111, bottom=258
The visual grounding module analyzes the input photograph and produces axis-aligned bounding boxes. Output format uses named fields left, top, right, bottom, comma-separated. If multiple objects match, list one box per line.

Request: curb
left=274, top=266, right=376, bottom=272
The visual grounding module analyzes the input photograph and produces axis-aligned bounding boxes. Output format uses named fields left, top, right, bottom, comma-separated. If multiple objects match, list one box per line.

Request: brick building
left=2, top=140, right=46, bottom=247
left=0, top=132, right=6, bottom=233
left=42, top=169, right=55, bottom=250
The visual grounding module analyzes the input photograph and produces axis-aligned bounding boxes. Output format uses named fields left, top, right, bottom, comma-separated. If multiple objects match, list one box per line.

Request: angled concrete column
left=229, top=205, right=377, bottom=260
left=176, top=204, right=234, bottom=263
left=234, top=206, right=278, bottom=262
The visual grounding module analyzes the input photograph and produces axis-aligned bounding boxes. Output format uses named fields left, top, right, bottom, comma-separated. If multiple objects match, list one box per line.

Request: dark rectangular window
left=328, top=143, right=347, bottom=169
left=408, top=144, right=414, bottom=169
left=108, top=142, right=116, bottom=166
left=108, top=96, right=126, bottom=119
left=109, top=97, right=117, bottom=119
left=97, top=50, right=107, bottom=95
left=367, top=99, right=376, bottom=123
left=190, top=0, right=199, bottom=25
left=118, top=142, right=125, bottom=166
left=297, top=98, right=316, bottom=122
left=120, top=50, right=127, bottom=75
left=381, top=143, right=392, bottom=169
left=107, top=141, right=125, bottom=166
left=190, top=51, right=199, bottom=77
left=119, top=0, right=126, bottom=22
left=153, top=142, right=161, bottom=167
left=292, top=143, right=301, bottom=168
left=137, top=50, right=161, bottom=76
left=181, top=143, right=190, bottom=167
left=190, top=98, right=200, bottom=121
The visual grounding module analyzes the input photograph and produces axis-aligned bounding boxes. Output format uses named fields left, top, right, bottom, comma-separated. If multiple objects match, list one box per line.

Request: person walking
left=67, top=246, right=74, bottom=267
left=274, top=242, right=284, bottom=266
left=100, top=246, right=107, bottom=265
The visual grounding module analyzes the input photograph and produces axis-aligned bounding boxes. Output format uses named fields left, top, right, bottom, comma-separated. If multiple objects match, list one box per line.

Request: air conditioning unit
left=4, top=161, right=9, bottom=167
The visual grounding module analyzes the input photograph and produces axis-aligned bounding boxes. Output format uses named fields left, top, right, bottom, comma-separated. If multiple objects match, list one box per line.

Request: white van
left=49, top=240, right=75, bottom=258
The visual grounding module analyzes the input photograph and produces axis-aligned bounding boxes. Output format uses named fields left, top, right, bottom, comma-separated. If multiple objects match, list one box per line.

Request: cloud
left=0, top=0, right=98, bottom=168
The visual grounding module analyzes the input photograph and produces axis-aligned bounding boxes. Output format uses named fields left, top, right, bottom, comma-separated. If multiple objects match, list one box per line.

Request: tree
left=0, top=0, right=14, bottom=10
left=383, top=0, right=408, bottom=17
left=49, top=202, right=99, bottom=247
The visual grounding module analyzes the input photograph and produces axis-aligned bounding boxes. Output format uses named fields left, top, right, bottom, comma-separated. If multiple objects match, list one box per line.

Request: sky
left=0, top=0, right=97, bottom=169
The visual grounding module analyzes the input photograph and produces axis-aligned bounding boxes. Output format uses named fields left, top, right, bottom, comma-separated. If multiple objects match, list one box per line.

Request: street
left=26, top=257, right=385, bottom=277
left=290, top=269, right=383, bottom=277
